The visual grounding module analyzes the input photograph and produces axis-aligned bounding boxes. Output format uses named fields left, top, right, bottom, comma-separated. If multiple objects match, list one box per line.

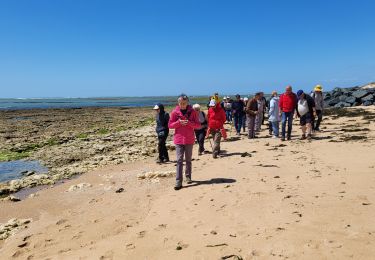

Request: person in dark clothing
left=154, top=103, right=170, bottom=163
left=193, top=104, right=208, bottom=155
left=232, top=94, right=245, bottom=135
left=261, top=93, right=268, bottom=125
left=296, top=90, right=316, bottom=140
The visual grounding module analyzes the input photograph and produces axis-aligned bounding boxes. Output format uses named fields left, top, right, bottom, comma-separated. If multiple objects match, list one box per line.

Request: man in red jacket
left=207, top=99, right=226, bottom=158
left=279, top=85, right=298, bottom=141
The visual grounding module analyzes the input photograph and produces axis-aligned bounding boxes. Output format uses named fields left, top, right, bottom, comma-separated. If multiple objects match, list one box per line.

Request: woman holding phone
left=168, top=94, right=201, bottom=190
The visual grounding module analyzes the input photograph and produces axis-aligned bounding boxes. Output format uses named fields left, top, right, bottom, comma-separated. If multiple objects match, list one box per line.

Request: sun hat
left=272, top=91, right=278, bottom=96
left=209, top=100, right=216, bottom=107
left=153, top=104, right=160, bottom=110
left=243, top=97, right=249, bottom=101
left=314, top=85, right=323, bottom=92
left=192, top=104, right=201, bottom=110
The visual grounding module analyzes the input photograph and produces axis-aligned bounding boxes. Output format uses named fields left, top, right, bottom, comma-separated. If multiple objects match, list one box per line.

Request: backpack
left=200, top=111, right=208, bottom=127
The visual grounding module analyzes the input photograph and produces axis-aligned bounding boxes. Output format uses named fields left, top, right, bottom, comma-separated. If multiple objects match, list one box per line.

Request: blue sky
left=1, top=0, right=375, bottom=98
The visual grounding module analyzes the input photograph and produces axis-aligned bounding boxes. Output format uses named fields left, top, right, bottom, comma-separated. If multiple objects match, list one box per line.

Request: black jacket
left=155, top=104, right=170, bottom=134
left=232, top=100, right=245, bottom=115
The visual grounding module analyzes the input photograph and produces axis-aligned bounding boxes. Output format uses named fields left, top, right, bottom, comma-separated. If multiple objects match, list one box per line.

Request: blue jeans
left=233, top=113, right=243, bottom=133
left=281, top=111, right=294, bottom=138
left=271, top=121, right=280, bottom=137
left=225, top=110, right=232, bottom=122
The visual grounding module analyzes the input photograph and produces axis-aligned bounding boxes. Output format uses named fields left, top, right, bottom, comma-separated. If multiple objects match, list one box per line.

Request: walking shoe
left=307, top=134, right=312, bottom=140
left=287, top=136, right=291, bottom=140
left=213, top=152, right=218, bottom=159
left=185, top=176, right=192, bottom=184
left=281, top=137, right=285, bottom=141
left=174, top=181, right=182, bottom=190
left=156, top=158, right=163, bottom=164
left=163, top=158, right=170, bottom=163
left=198, top=152, right=202, bottom=156
left=300, top=134, right=306, bottom=140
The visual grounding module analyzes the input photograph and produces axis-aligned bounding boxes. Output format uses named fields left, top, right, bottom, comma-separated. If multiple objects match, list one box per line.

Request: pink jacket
left=168, top=105, right=200, bottom=145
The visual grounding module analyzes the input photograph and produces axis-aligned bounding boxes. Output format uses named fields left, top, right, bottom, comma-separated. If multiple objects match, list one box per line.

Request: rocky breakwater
left=0, top=107, right=175, bottom=196
left=324, top=82, right=375, bottom=108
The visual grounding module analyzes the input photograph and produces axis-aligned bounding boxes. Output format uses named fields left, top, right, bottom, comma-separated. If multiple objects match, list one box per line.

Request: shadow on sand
left=184, top=178, right=236, bottom=189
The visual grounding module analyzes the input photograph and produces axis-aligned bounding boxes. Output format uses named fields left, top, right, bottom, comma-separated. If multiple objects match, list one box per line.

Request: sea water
left=0, top=96, right=209, bottom=110
left=0, top=160, right=48, bottom=183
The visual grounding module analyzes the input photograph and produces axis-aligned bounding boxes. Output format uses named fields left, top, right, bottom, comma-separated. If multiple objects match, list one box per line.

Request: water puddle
left=0, top=160, right=48, bottom=183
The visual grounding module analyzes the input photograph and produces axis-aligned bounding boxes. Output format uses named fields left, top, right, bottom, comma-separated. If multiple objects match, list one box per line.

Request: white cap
left=153, top=105, right=159, bottom=110
left=192, top=104, right=201, bottom=110
left=209, top=100, right=216, bottom=107
left=244, top=97, right=249, bottom=101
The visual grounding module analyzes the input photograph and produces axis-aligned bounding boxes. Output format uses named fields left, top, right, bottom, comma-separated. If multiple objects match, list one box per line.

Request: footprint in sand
left=18, top=241, right=28, bottom=248
left=155, top=224, right=167, bottom=231
left=176, top=241, right=189, bottom=250
left=56, top=219, right=68, bottom=225
left=137, top=231, right=146, bottom=238
left=100, top=250, right=114, bottom=260
left=126, top=243, right=136, bottom=250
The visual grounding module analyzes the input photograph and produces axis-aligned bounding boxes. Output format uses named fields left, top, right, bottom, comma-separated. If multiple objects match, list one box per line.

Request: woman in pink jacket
left=168, top=94, right=201, bottom=190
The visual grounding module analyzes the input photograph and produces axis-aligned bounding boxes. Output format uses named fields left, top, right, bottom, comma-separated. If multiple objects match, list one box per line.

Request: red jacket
left=208, top=104, right=226, bottom=130
left=279, top=92, right=297, bottom=112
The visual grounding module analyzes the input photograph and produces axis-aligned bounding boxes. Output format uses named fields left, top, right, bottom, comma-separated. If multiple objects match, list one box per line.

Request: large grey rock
left=333, top=91, right=343, bottom=98
left=352, top=90, right=370, bottom=99
left=361, top=94, right=374, bottom=102
left=345, top=96, right=356, bottom=104
left=328, top=98, right=340, bottom=106
left=363, top=101, right=373, bottom=106
left=338, top=95, right=347, bottom=102
left=332, top=87, right=342, bottom=93
left=334, top=102, right=351, bottom=108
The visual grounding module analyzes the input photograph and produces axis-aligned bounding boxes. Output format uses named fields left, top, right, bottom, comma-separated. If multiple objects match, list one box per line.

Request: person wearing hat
left=154, top=103, right=170, bottom=163
left=296, top=90, right=316, bottom=140
left=193, top=104, right=208, bottom=155
left=169, top=94, right=201, bottom=190
left=311, top=85, right=324, bottom=131
left=279, top=85, right=298, bottom=141
left=207, top=99, right=226, bottom=158
left=223, top=97, right=233, bottom=123
left=232, top=94, right=245, bottom=136
left=268, top=91, right=281, bottom=138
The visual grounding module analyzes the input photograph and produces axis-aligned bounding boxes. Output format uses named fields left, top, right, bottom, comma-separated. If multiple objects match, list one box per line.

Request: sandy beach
left=1, top=106, right=375, bottom=259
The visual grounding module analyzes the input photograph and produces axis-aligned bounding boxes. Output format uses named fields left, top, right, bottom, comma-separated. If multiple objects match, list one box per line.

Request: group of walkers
left=153, top=85, right=324, bottom=190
